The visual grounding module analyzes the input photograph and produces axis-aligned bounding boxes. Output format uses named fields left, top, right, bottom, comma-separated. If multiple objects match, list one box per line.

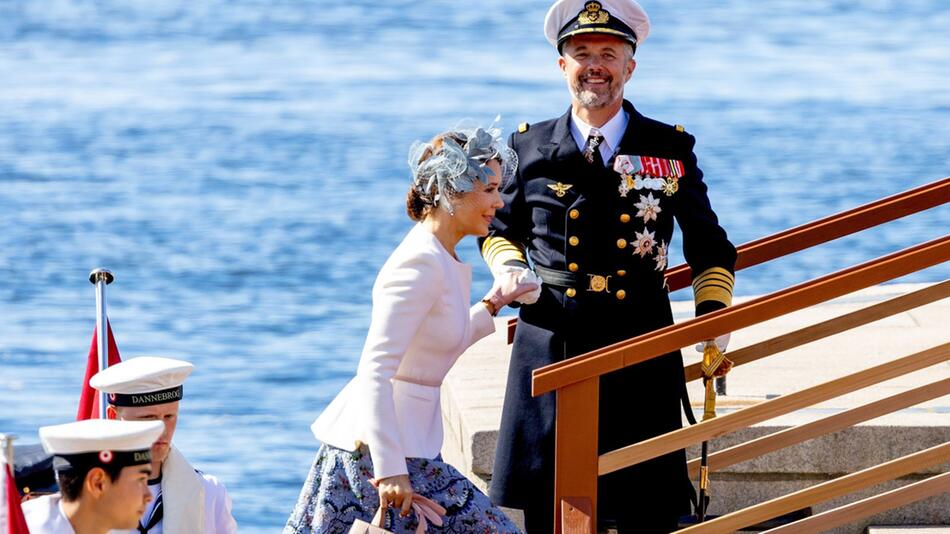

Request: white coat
left=311, top=223, right=496, bottom=480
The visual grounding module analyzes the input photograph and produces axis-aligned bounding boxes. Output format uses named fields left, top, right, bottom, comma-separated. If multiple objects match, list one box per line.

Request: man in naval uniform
left=22, top=419, right=164, bottom=534
left=480, top=0, right=736, bottom=532
left=90, top=357, right=238, bottom=533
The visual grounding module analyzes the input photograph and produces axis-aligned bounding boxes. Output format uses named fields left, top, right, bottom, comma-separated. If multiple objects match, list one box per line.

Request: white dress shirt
left=311, top=223, right=496, bottom=479
left=570, top=107, right=630, bottom=165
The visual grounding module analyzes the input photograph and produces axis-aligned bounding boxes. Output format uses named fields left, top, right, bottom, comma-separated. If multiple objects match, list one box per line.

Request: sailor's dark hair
left=56, top=462, right=124, bottom=501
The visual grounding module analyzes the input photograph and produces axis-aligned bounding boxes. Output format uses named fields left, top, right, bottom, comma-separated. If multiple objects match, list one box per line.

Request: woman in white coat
left=285, top=125, right=538, bottom=533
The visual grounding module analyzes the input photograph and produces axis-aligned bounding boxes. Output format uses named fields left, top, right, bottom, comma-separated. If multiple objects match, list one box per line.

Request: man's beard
left=569, top=73, right=622, bottom=109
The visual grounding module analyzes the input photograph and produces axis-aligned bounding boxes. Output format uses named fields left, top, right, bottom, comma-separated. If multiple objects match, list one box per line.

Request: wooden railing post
left=555, top=376, right=599, bottom=534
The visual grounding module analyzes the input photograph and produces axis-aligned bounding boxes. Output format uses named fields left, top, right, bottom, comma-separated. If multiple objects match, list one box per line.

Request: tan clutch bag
left=349, top=495, right=446, bottom=534
left=348, top=507, right=392, bottom=534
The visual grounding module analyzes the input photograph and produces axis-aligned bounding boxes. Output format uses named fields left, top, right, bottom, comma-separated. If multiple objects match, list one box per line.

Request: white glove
left=695, top=333, right=730, bottom=354
left=491, top=265, right=542, bottom=305
left=484, top=266, right=542, bottom=312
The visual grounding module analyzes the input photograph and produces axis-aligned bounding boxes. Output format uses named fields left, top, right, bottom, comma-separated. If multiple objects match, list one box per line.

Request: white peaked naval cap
left=40, top=419, right=163, bottom=470
left=90, top=356, right=194, bottom=407
left=544, top=0, right=650, bottom=50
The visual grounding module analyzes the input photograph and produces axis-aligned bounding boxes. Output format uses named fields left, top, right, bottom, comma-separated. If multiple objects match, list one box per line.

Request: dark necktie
left=138, top=492, right=164, bottom=533
left=584, top=132, right=605, bottom=166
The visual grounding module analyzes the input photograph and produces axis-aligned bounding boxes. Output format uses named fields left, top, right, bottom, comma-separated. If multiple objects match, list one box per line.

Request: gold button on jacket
left=569, top=236, right=579, bottom=246
left=615, top=289, right=627, bottom=300
left=569, top=209, right=580, bottom=219
left=620, top=213, right=631, bottom=223
left=617, top=238, right=627, bottom=249
left=568, top=262, right=579, bottom=272
left=565, top=288, right=577, bottom=297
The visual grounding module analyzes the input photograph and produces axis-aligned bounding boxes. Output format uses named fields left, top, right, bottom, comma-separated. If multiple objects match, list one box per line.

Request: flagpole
left=89, top=268, right=114, bottom=420
left=0, top=433, right=14, bottom=470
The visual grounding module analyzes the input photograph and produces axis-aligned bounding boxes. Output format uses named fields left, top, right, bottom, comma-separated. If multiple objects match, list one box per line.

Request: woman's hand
left=371, top=474, right=415, bottom=517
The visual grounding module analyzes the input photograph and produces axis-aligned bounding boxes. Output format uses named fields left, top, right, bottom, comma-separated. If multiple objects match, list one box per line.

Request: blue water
left=0, top=1, right=947, bottom=530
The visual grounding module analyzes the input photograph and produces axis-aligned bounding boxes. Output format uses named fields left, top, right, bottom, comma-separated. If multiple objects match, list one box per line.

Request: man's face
left=558, top=34, right=635, bottom=110
left=114, top=402, right=180, bottom=465
left=97, top=464, right=153, bottom=529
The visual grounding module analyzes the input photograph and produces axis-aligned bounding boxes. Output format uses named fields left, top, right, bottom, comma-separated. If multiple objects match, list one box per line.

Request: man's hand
left=695, top=333, right=730, bottom=354
left=490, top=265, right=542, bottom=305
left=485, top=266, right=542, bottom=311
left=371, top=474, right=414, bottom=517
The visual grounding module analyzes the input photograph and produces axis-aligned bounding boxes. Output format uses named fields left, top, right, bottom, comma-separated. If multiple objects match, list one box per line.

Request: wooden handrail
left=534, top=234, right=950, bottom=397
left=686, top=377, right=950, bottom=477
left=598, top=343, right=950, bottom=476
left=544, top=179, right=950, bottom=533
left=683, top=280, right=950, bottom=382
left=677, top=442, right=950, bottom=533
left=509, top=177, right=950, bottom=342
left=763, top=471, right=950, bottom=534
left=664, top=176, right=950, bottom=291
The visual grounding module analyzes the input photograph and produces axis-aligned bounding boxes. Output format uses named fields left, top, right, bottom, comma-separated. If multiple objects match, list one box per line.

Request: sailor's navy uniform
left=89, top=357, right=238, bottom=534
left=21, top=419, right=165, bottom=534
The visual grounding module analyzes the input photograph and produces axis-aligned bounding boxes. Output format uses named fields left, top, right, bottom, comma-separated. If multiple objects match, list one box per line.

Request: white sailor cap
left=40, top=419, right=163, bottom=471
left=544, top=0, right=650, bottom=52
left=90, top=356, right=194, bottom=407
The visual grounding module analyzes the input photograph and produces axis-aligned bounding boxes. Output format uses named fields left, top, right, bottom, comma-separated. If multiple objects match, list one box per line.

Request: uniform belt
left=535, top=265, right=578, bottom=287
left=536, top=265, right=627, bottom=296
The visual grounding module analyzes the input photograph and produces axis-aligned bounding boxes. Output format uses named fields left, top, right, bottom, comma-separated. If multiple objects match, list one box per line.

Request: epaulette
left=675, top=124, right=686, bottom=133
left=518, top=122, right=529, bottom=134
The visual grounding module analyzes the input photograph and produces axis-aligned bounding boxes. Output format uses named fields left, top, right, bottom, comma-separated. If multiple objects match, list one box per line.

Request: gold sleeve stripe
left=693, top=278, right=734, bottom=292
left=483, top=242, right=524, bottom=259
left=481, top=237, right=527, bottom=268
left=693, top=267, right=734, bottom=307
left=692, top=267, right=735, bottom=288
left=695, top=286, right=733, bottom=307
left=492, top=248, right=529, bottom=267
left=483, top=239, right=520, bottom=255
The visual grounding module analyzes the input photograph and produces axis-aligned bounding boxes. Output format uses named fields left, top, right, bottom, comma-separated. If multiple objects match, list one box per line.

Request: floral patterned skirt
left=284, top=444, right=522, bottom=534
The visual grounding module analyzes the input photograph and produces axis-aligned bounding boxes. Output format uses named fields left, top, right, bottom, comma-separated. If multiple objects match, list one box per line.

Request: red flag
left=4, top=463, right=30, bottom=534
left=76, top=322, right=122, bottom=420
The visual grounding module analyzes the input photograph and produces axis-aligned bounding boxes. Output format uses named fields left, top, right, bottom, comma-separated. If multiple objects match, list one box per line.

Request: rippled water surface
left=1, top=1, right=948, bottom=530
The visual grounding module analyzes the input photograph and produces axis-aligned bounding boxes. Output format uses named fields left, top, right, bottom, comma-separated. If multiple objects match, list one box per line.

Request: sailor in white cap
left=21, top=419, right=164, bottom=534
left=481, top=0, right=737, bottom=532
left=90, top=357, right=237, bottom=534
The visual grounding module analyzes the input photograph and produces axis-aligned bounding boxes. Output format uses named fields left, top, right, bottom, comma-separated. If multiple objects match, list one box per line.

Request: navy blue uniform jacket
left=481, top=100, right=736, bottom=523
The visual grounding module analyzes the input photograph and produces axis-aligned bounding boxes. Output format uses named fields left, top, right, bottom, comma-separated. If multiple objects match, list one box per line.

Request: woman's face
left=451, top=159, right=504, bottom=237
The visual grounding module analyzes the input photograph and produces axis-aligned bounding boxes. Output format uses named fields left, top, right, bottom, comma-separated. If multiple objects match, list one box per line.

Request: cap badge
left=99, top=450, right=114, bottom=463
left=109, top=393, right=116, bottom=402
left=579, top=1, right=610, bottom=25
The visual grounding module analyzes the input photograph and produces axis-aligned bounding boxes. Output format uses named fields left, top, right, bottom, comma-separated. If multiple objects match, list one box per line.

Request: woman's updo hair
left=405, top=124, right=518, bottom=222
left=406, top=134, right=453, bottom=221
left=406, top=187, right=430, bottom=221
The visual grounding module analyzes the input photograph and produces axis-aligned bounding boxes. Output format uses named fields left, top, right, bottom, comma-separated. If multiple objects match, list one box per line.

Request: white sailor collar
left=570, top=107, right=629, bottom=158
